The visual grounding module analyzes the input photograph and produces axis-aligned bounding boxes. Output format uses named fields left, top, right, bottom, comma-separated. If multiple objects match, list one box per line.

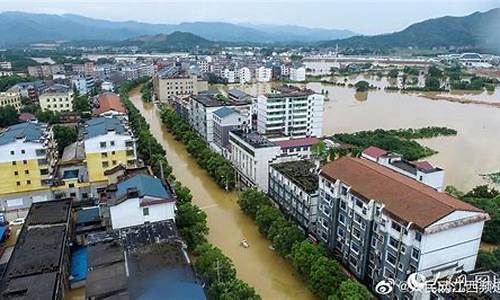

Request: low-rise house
left=94, top=92, right=127, bottom=120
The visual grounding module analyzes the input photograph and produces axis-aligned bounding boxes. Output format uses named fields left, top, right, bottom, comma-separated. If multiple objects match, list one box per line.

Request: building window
left=10, top=150, right=14, bottom=155
left=143, top=207, right=149, bottom=216
left=69, top=183, right=75, bottom=188
left=23, top=160, right=27, bottom=164
left=341, top=186, right=348, bottom=196
left=110, top=141, right=115, bottom=146
left=415, top=231, right=422, bottom=242
left=16, top=181, right=21, bottom=186
left=112, top=160, right=117, bottom=165
left=21, top=149, right=25, bottom=154
left=386, top=252, right=397, bottom=267
left=101, top=152, right=108, bottom=158
left=102, top=161, right=109, bottom=168
left=100, top=142, right=106, bottom=148
left=338, top=214, right=346, bottom=225
left=389, top=237, right=401, bottom=250
left=111, top=151, right=116, bottom=155
left=391, top=221, right=402, bottom=233
left=355, top=198, right=364, bottom=208
left=412, top=248, right=420, bottom=261
left=14, top=171, right=18, bottom=176
left=339, top=200, right=347, bottom=211
left=26, top=180, right=31, bottom=185
left=12, top=161, right=16, bottom=166
left=352, top=227, right=361, bottom=240
left=350, top=241, right=360, bottom=254
left=25, top=170, right=29, bottom=175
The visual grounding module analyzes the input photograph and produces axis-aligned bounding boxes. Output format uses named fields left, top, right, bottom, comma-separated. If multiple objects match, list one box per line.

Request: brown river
left=128, top=88, right=316, bottom=300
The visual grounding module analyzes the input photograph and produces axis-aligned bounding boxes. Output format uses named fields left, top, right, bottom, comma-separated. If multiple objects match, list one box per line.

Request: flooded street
left=128, top=88, right=316, bottom=300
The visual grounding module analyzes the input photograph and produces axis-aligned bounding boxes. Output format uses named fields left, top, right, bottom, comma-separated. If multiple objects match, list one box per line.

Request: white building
left=189, top=94, right=228, bottom=144
left=289, top=67, right=306, bottom=82
left=361, top=146, right=445, bottom=191
left=255, top=66, right=272, bottom=82
left=222, top=69, right=236, bottom=83
left=213, top=107, right=245, bottom=150
left=229, top=130, right=282, bottom=192
left=71, top=76, right=89, bottom=95
left=239, top=67, right=252, bottom=84
left=39, top=84, right=74, bottom=112
left=101, top=81, right=114, bottom=92
left=257, top=86, right=324, bottom=138
left=107, top=174, right=176, bottom=230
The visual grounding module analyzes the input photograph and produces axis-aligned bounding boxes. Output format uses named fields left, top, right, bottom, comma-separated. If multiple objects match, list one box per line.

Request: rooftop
left=227, top=88, right=251, bottom=101
left=362, top=146, right=387, bottom=159
left=191, top=94, right=226, bottom=107
left=320, top=157, right=484, bottom=230
left=213, top=106, right=238, bottom=118
left=1, top=272, right=59, bottom=300
left=41, top=83, right=70, bottom=94
left=121, top=220, right=178, bottom=251
left=230, top=130, right=278, bottom=149
left=96, top=92, right=126, bottom=115
left=83, top=117, right=128, bottom=139
left=112, top=174, right=173, bottom=205
left=61, top=141, right=85, bottom=163
left=272, top=160, right=318, bottom=193
left=274, top=137, right=320, bottom=149
left=267, top=85, right=314, bottom=98
left=0, top=121, right=47, bottom=146
left=25, top=199, right=72, bottom=226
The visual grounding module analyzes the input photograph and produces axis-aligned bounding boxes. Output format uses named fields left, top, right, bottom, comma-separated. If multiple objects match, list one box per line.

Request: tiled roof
left=96, top=93, right=126, bottom=115
left=274, top=137, right=320, bottom=149
left=362, top=146, right=387, bottom=158
left=83, top=117, right=127, bottom=139
left=116, top=174, right=172, bottom=201
left=0, top=121, right=46, bottom=145
left=320, top=156, right=482, bottom=230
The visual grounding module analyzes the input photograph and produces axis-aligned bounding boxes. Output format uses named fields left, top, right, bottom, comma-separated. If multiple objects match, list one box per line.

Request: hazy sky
left=0, top=0, right=499, bottom=34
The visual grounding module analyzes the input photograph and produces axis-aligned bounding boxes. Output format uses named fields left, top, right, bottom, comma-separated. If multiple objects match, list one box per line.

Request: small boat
left=240, top=239, right=250, bottom=248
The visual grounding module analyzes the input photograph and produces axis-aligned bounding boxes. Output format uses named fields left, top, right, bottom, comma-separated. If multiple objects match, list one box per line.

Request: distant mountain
left=119, top=32, right=214, bottom=51
left=0, top=11, right=355, bottom=47
left=320, top=8, right=500, bottom=52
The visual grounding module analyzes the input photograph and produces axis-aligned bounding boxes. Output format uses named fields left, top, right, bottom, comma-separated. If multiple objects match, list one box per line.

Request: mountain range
left=0, top=11, right=356, bottom=47
left=321, top=8, right=500, bottom=52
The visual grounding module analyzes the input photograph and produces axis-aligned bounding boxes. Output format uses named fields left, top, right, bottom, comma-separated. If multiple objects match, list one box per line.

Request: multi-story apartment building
left=268, top=160, right=319, bottom=233
left=189, top=94, right=229, bottom=144
left=83, top=117, right=137, bottom=187
left=0, top=91, right=22, bottom=111
left=0, top=121, right=57, bottom=197
left=213, top=107, right=245, bottom=150
left=289, top=67, right=306, bottom=82
left=229, top=130, right=282, bottom=192
left=257, top=86, right=324, bottom=138
left=153, top=68, right=208, bottom=102
left=7, top=82, right=40, bottom=103
left=39, top=84, right=74, bottom=112
left=222, top=69, right=236, bottom=83
left=239, top=67, right=252, bottom=83
left=27, top=64, right=64, bottom=78
left=361, top=146, right=445, bottom=191
left=255, top=66, right=272, bottom=82
left=316, top=156, right=489, bottom=299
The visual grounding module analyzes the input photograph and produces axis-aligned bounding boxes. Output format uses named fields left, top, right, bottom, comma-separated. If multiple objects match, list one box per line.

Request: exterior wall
left=289, top=67, right=306, bottom=82
left=39, top=91, right=74, bottom=112
left=0, top=91, right=22, bottom=110
left=84, top=133, right=136, bottom=184
left=213, top=113, right=243, bottom=149
left=109, top=197, right=175, bottom=229
left=255, top=67, right=272, bottom=82
left=154, top=75, right=207, bottom=101
left=239, top=67, right=251, bottom=83
left=189, top=100, right=224, bottom=143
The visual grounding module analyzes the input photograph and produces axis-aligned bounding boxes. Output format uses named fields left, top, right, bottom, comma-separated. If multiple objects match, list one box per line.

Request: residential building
left=255, top=66, right=272, bottom=82
left=316, top=156, right=489, bottom=299
left=229, top=130, right=282, bottom=192
left=257, top=86, right=324, bottom=138
left=103, top=174, right=176, bottom=230
left=0, top=121, right=57, bottom=197
left=83, top=117, right=137, bottom=187
left=213, top=107, right=245, bottom=149
left=8, top=82, right=40, bottom=103
left=268, top=160, right=319, bottom=233
left=101, top=81, right=114, bottom=92
left=189, top=94, right=228, bottom=144
left=361, top=146, right=445, bottom=191
left=222, top=68, right=236, bottom=83
left=0, top=199, right=72, bottom=300
left=0, top=91, right=22, bottom=111
left=273, top=137, right=320, bottom=159
left=39, top=84, right=74, bottom=112
left=289, top=67, right=306, bottom=82
left=95, top=92, right=127, bottom=119
left=27, top=64, right=64, bottom=78
left=153, top=68, right=208, bottom=102
left=71, top=75, right=89, bottom=95
left=239, top=67, right=252, bottom=83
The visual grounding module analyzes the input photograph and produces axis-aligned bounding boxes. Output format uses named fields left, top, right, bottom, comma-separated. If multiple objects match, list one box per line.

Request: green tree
left=354, top=80, right=370, bottom=92
left=309, top=256, right=346, bottom=299
left=288, top=241, right=325, bottom=278
left=238, top=188, right=269, bottom=219
left=428, top=66, right=443, bottom=78
left=255, top=205, right=283, bottom=236
left=193, top=242, right=236, bottom=285
left=52, top=125, right=77, bottom=156
left=35, top=109, right=61, bottom=124
left=311, top=141, right=329, bottom=164
left=268, top=221, right=305, bottom=256
left=425, top=76, right=441, bottom=91
left=208, top=280, right=261, bottom=300
left=330, top=279, right=371, bottom=300
left=176, top=203, right=209, bottom=249
left=388, top=69, right=399, bottom=78
left=0, top=105, right=19, bottom=127
left=173, top=182, right=193, bottom=205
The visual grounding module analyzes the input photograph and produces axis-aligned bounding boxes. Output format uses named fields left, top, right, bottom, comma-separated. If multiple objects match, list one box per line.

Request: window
left=339, top=200, right=347, bottom=211
left=337, top=228, right=345, bottom=238
left=26, top=180, right=31, bottom=185
left=415, top=231, right=422, bottom=242
left=100, top=142, right=106, bottom=148
left=112, top=160, right=117, bottom=165
left=143, top=207, right=149, bottom=216
left=25, top=170, right=29, bottom=175
left=12, top=161, right=16, bottom=166
left=16, top=181, right=21, bottom=186
left=391, top=221, right=402, bottom=233
left=101, top=152, right=108, bottom=158
left=389, top=237, right=401, bottom=250
left=110, top=141, right=115, bottom=146
left=23, top=160, right=27, bottom=165
left=338, top=214, right=346, bottom=225
left=341, top=186, right=348, bottom=196
left=352, top=228, right=361, bottom=240
left=354, top=213, right=362, bottom=225
left=355, top=198, right=364, bottom=208
left=69, top=183, right=75, bottom=188
left=386, top=252, right=397, bottom=266
left=111, top=151, right=116, bottom=155
left=102, top=161, right=109, bottom=168
left=351, top=241, right=360, bottom=254
left=14, top=171, right=18, bottom=176
left=10, top=150, right=14, bottom=155
left=412, top=248, right=420, bottom=261
left=21, top=149, right=25, bottom=154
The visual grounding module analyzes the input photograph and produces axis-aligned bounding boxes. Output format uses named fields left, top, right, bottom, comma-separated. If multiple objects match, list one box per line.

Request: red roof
left=18, top=112, right=35, bottom=122
left=96, top=92, right=126, bottom=115
left=415, top=161, right=435, bottom=171
left=274, top=137, right=320, bottom=149
left=320, top=156, right=483, bottom=230
left=362, top=146, right=387, bottom=158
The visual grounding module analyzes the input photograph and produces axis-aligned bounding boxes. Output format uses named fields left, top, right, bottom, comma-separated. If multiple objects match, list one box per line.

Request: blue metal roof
left=116, top=174, right=171, bottom=200
left=213, top=107, right=237, bottom=118
left=76, top=207, right=100, bottom=224
left=83, top=117, right=127, bottom=139
left=70, top=247, right=88, bottom=283
left=0, top=226, right=7, bottom=243
left=0, top=121, right=46, bottom=146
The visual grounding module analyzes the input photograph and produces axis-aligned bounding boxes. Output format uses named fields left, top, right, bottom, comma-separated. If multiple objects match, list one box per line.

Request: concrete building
left=105, top=174, right=176, bottom=230
left=0, top=91, right=22, bottom=111
left=101, top=81, right=114, bottom=92
left=268, top=160, right=319, bottom=233
left=255, top=66, right=272, bottom=82
left=316, top=156, right=489, bottom=299
left=222, top=68, right=236, bottom=83
left=229, top=130, right=282, bottom=192
left=0, top=199, right=72, bottom=300
left=82, top=117, right=137, bottom=187
left=257, top=86, right=324, bottom=138
left=189, top=94, right=229, bottom=144
left=273, top=137, right=320, bottom=159
left=289, top=67, right=306, bottom=82
left=361, top=146, right=445, bottom=191
left=71, top=75, right=89, bottom=95
left=39, top=84, right=74, bottom=112
left=239, top=67, right=252, bottom=83
left=213, top=107, right=245, bottom=150
left=95, top=92, right=127, bottom=120
left=0, top=121, right=57, bottom=199
left=153, top=68, right=208, bottom=102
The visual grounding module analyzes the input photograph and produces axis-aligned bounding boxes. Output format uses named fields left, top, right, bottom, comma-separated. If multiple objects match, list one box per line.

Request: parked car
left=9, top=218, right=25, bottom=226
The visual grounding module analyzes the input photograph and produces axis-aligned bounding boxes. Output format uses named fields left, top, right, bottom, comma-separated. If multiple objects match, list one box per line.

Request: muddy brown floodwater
left=128, top=88, right=316, bottom=300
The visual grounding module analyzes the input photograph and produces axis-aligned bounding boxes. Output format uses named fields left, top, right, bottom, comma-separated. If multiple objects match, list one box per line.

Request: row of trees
left=119, top=79, right=259, bottom=299
left=238, top=189, right=371, bottom=300
left=161, top=109, right=235, bottom=190
left=140, top=80, right=153, bottom=102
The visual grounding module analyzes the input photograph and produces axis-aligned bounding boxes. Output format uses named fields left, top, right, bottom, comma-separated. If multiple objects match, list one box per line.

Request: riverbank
left=128, top=88, right=317, bottom=299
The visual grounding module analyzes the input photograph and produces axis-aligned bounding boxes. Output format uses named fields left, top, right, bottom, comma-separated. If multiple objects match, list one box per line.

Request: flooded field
left=129, top=88, right=316, bottom=300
